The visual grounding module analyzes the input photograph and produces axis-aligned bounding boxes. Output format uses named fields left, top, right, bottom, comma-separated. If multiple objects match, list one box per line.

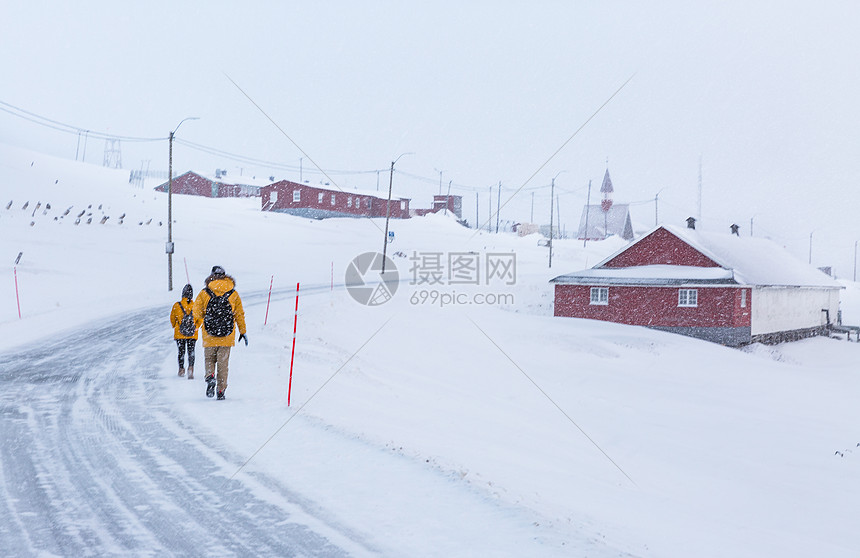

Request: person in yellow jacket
left=193, top=266, right=247, bottom=400
left=170, top=284, right=198, bottom=379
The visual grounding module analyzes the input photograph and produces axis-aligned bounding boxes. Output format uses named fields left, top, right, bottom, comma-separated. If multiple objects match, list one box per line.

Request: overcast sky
left=3, top=1, right=859, bottom=275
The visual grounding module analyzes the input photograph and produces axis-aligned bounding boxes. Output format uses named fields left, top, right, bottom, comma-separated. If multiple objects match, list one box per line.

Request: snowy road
left=0, top=299, right=372, bottom=557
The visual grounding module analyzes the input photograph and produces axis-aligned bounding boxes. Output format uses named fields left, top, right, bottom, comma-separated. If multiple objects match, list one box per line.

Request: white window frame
left=292, top=190, right=301, bottom=202
left=318, top=192, right=324, bottom=204
left=400, top=200, right=406, bottom=210
left=678, top=289, right=698, bottom=307
left=270, top=191, right=278, bottom=203
left=740, top=289, right=747, bottom=308
left=347, top=197, right=352, bottom=208
left=589, top=287, right=609, bottom=305
left=331, top=194, right=336, bottom=206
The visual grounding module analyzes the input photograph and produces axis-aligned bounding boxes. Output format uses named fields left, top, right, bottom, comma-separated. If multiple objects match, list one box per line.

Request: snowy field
left=2, top=143, right=860, bottom=557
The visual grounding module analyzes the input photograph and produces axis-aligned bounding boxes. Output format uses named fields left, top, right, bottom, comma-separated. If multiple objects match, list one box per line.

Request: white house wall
left=751, top=287, right=839, bottom=335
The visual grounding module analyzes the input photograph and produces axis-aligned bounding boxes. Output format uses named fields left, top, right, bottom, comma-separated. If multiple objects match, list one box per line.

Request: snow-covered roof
left=271, top=179, right=410, bottom=201
left=554, top=224, right=842, bottom=288
left=192, top=171, right=271, bottom=188
left=551, top=264, right=736, bottom=285
left=576, top=204, right=633, bottom=240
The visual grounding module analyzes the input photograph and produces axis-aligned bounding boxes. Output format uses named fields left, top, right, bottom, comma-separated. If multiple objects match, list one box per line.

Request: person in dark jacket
left=193, top=266, right=247, bottom=400
left=170, top=284, right=198, bottom=379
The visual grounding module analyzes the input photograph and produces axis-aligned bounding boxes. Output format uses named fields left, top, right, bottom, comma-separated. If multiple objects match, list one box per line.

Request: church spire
left=600, top=168, right=613, bottom=212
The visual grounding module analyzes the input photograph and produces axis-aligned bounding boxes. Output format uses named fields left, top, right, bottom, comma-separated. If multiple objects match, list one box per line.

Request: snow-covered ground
left=2, top=142, right=860, bottom=557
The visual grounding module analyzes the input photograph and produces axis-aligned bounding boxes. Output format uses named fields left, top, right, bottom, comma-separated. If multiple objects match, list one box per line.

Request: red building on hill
left=261, top=180, right=410, bottom=219
left=154, top=170, right=264, bottom=198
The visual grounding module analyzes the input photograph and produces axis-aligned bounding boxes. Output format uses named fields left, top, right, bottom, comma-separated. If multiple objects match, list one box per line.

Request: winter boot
left=205, top=375, right=216, bottom=398
left=187, top=366, right=194, bottom=380
left=216, top=390, right=226, bottom=401
left=178, top=366, right=185, bottom=377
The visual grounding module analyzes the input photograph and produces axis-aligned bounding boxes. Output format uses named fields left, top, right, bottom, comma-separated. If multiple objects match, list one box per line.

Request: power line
left=0, top=100, right=163, bottom=142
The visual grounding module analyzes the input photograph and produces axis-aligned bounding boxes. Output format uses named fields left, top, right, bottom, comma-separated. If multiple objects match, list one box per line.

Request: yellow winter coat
left=193, top=276, right=247, bottom=347
left=170, top=298, right=198, bottom=340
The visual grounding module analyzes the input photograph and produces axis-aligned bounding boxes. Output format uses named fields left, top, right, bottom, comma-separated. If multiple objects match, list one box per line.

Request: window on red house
left=678, top=289, right=698, bottom=307
left=590, top=287, right=608, bottom=305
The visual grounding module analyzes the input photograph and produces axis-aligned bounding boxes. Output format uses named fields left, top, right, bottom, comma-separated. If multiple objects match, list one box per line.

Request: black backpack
left=204, top=288, right=235, bottom=337
left=178, top=303, right=195, bottom=337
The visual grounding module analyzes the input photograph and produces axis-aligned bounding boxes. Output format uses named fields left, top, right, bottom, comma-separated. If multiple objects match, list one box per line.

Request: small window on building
left=270, top=191, right=278, bottom=203
left=347, top=197, right=352, bottom=208
left=590, top=287, right=609, bottom=305
left=367, top=198, right=372, bottom=208
left=292, top=190, right=301, bottom=202
left=331, top=194, right=336, bottom=205
left=318, top=192, right=324, bottom=204
left=400, top=200, right=406, bottom=210
left=678, top=289, right=698, bottom=307
left=740, top=289, right=747, bottom=308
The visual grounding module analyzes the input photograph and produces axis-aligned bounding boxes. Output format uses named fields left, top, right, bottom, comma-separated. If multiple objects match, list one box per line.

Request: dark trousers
left=176, top=339, right=196, bottom=368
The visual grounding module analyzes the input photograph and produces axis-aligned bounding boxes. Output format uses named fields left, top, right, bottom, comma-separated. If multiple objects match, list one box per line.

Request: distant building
left=412, top=195, right=463, bottom=219
left=577, top=204, right=634, bottom=241
left=261, top=180, right=411, bottom=219
left=154, top=170, right=264, bottom=198
left=551, top=221, right=842, bottom=346
left=576, top=169, right=634, bottom=241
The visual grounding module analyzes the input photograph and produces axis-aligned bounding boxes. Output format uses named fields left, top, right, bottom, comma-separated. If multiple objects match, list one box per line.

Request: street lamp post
left=382, top=152, right=412, bottom=273
left=167, top=117, right=199, bottom=291
left=548, top=171, right=565, bottom=268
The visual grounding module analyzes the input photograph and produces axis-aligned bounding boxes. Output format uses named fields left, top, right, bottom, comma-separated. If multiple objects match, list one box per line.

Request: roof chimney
left=730, top=224, right=740, bottom=236
left=215, top=169, right=222, bottom=179
left=686, top=217, right=696, bottom=230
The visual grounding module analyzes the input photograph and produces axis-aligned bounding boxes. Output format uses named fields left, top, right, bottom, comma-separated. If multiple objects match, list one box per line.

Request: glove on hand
left=239, top=333, right=248, bottom=346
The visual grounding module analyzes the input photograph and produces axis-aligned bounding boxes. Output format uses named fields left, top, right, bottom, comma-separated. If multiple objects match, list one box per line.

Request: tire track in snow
left=0, top=304, right=372, bottom=557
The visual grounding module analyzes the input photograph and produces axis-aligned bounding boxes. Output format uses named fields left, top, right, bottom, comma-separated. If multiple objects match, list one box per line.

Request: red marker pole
left=330, top=261, right=333, bottom=291
left=13, top=266, right=21, bottom=319
left=264, top=275, right=274, bottom=325
left=288, top=282, right=299, bottom=406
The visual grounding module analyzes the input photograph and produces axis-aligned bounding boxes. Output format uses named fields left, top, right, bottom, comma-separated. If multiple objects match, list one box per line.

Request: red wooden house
left=261, top=180, right=410, bottom=219
left=551, top=221, right=842, bottom=346
left=154, top=170, right=264, bottom=198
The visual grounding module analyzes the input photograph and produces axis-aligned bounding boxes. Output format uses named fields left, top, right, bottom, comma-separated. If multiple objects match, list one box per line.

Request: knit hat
left=181, top=284, right=193, bottom=301
left=211, top=265, right=226, bottom=276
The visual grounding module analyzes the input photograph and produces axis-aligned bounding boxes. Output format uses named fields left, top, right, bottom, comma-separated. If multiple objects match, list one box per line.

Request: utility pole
left=300, top=157, right=303, bottom=183
left=487, top=186, right=492, bottom=232
left=530, top=191, right=534, bottom=222
left=475, top=192, right=479, bottom=230
left=167, top=117, right=199, bottom=291
left=556, top=194, right=561, bottom=240
left=583, top=179, right=592, bottom=248
left=495, top=181, right=501, bottom=233
left=382, top=152, right=412, bottom=273
left=549, top=176, right=555, bottom=268
left=446, top=180, right=452, bottom=216
left=655, top=192, right=659, bottom=226
left=854, top=240, right=858, bottom=281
